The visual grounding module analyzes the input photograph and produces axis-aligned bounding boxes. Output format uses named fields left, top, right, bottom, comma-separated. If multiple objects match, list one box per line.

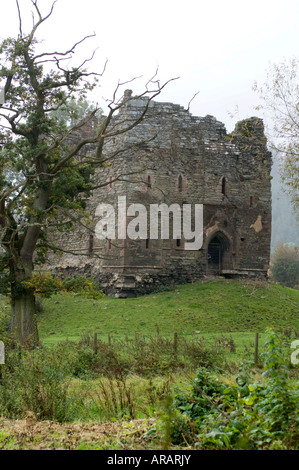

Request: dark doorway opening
left=207, top=234, right=229, bottom=275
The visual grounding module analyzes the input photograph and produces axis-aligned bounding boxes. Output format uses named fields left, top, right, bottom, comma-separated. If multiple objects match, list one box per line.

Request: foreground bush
left=0, top=333, right=227, bottom=422
left=157, top=331, right=298, bottom=449
left=0, top=348, right=71, bottom=422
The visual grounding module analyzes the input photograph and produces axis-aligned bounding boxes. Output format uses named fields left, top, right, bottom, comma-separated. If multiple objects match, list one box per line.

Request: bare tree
left=0, top=0, right=176, bottom=347
left=253, top=57, right=299, bottom=212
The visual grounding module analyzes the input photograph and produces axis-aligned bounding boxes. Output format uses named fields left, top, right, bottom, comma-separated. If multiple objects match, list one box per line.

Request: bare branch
left=50, top=75, right=179, bottom=176
left=29, top=1, right=57, bottom=43
left=39, top=242, right=120, bottom=260
left=0, top=181, right=27, bottom=206
left=187, top=91, right=200, bottom=112
left=16, top=0, right=23, bottom=37
left=33, top=34, right=97, bottom=61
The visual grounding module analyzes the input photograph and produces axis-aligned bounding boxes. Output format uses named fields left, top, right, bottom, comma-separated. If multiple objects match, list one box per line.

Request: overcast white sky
left=1, top=0, right=299, bottom=131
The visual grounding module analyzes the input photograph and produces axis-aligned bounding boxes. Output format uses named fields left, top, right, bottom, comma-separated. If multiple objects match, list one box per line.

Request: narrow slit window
left=108, top=239, right=112, bottom=250
left=250, top=196, right=253, bottom=207
left=221, top=177, right=226, bottom=195
left=145, top=238, right=150, bottom=249
left=176, top=238, right=181, bottom=248
left=178, top=174, right=183, bottom=192
left=147, top=175, right=152, bottom=189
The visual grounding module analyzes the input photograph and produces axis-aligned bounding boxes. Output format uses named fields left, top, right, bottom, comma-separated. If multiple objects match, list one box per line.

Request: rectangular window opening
left=88, top=234, right=94, bottom=253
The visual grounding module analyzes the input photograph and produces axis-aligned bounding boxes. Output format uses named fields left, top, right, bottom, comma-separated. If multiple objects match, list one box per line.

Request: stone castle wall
left=46, top=92, right=272, bottom=297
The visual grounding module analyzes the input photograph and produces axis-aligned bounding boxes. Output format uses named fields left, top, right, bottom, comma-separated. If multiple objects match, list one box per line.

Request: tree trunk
left=11, top=290, right=39, bottom=348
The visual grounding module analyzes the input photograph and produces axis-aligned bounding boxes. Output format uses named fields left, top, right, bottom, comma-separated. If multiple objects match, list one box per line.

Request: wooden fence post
left=174, top=332, right=178, bottom=354
left=93, top=332, right=98, bottom=354
left=254, top=333, right=259, bottom=365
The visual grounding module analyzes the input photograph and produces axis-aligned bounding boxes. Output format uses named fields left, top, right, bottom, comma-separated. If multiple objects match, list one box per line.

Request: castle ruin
left=47, top=91, right=272, bottom=297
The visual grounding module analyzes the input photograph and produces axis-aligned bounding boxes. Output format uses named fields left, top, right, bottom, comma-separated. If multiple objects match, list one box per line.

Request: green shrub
left=22, top=273, right=105, bottom=300
left=0, top=348, right=71, bottom=422
left=270, top=243, right=299, bottom=288
left=22, top=273, right=64, bottom=298
left=62, top=275, right=105, bottom=299
left=160, top=330, right=299, bottom=449
left=157, top=395, right=195, bottom=449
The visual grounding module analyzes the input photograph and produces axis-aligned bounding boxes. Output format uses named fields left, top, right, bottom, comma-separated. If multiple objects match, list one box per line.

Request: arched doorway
left=206, top=232, right=230, bottom=275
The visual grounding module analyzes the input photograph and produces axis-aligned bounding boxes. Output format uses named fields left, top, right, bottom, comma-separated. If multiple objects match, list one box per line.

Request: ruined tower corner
left=232, top=116, right=266, bottom=139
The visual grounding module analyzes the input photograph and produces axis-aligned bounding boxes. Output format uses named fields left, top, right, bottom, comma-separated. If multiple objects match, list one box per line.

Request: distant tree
left=253, top=57, right=299, bottom=212
left=49, top=96, right=102, bottom=129
left=0, top=0, right=175, bottom=347
left=271, top=152, right=299, bottom=252
left=270, top=243, right=299, bottom=289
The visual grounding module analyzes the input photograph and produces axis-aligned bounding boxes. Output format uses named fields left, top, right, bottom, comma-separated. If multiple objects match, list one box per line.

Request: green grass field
left=35, top=278, right=299, bottom=347
left=0, top=278, right=298, bottom=450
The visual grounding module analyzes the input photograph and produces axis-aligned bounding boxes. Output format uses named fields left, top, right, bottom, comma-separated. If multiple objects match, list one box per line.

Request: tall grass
left=0, top=332, right=229, bottom=422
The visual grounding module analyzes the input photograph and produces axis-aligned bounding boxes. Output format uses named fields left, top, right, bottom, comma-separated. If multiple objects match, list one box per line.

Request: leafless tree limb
left=33, top=33, right=97, bottom=61
left=187, top=91, right=200, bottom=112
left=29, top=0, right=57, bottom=43
left=16, top=0, right=23, bottom=37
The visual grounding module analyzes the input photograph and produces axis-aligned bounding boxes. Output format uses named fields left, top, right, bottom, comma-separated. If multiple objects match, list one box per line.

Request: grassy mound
left=35, top=279, right=299, bottom=344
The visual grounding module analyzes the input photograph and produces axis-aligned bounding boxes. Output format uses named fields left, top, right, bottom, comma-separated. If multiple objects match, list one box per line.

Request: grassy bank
left=36, top=279, right=298, bottom=345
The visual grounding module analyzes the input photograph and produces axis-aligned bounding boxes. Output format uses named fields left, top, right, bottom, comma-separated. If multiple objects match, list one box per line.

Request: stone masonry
left=47, top=91, right=272, bottom=297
